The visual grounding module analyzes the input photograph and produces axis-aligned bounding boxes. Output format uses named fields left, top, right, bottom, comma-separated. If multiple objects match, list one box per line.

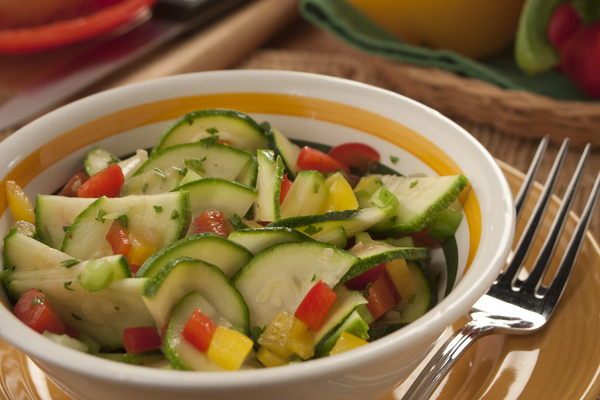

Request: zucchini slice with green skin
left=136, top=233, right=253, bottom=279
left=268, top=207, right=392, bottom=248
left=151, top=109, right=267, bottom=155
left=61, top=192, right=191, bottom=260
left=368, top=260, right=432, bottom=340
left=253, top=150, right=284, bottom=222
left=142, top=257, right=249, bottom=334
left=341, top=233, right=430, bottom=283
left=280, top=170, right=328, bottom=219
left=368, top=174, right=469, bottom=235
left=172, top=177, right=258, bottom=236
left=35, top=195, right=95, bottom=249
left=263, top=122, right=301, bottom=179
left=162, top=291, right=231, bottom=371
left=314, top=310, right=369, bottom=358
left=121, top=138, right=257, bottom=196
left=228, top=227, right=314, bottom=255
left=231, top=241, right=359, bottom=329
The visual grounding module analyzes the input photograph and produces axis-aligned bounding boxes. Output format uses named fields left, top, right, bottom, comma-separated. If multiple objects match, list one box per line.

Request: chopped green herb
left=311, top=274, right=317, bottom=282
left=200, top=135, right=219, bottom=147
left=184, top=158, right=206, bottom=174
left=390, top=155, right=399, bottom=164
left=108, top=155, right=120, bottom=165
left=388, top=215, right=398, bottom=224
left=60, top=259, right=80, bottom=268
left=314, top=183, right=320, bottom=194
left=153, top=168, right=166, bottom=180
left=115, top=306, right=120, bottom=311
left=32, top=296, right=44, bottom=306
left=142, top=183, right=149, bottom=194
left=71, top=313, right=83, bottom=321
left=62, top=225, right=69, bottom=232
left=206, top=127, right=219, bottom=134
left=153, top=205, right=163, bottom=214
left=303, top=225, right=324, bottom=235
left=63, top=281, right=74, bottom=291
left=115, top=215, right=129, bottom=231
left=410, top=180, right=418, bottom=188
left=171, top=209, right=180, bottom=220
left=95, top=209, right=106, bottom=223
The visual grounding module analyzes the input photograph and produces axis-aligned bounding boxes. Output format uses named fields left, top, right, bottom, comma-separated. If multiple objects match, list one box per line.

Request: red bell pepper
left=410, top=228, right=443, bottom=249
left=548, top=2, right=582, bottom=51
left=560, top=19, right=600, bottom=99
left=105, top=220, right=132, bottom=257
left=13, top=288, right=65, bottom=335
left=58, top=170, right=89, bottom=197
left=364, top=273, right=397, bottom=322
left=295, top=280, right=337, bottom=331
left=194, top=210, right=229, bottom=238
left=296, top=146, right=351, bottom=175
left=77, top=163, right=124, bottom=198
left=327, top=143, right=380, bottom=175
left=122, top=326, right=162, bottom=354
left=344, top=263, right=386, bottom=291
left=182, top=309, right=217, bottom=352
left=279, top=174, right=293, bottom=205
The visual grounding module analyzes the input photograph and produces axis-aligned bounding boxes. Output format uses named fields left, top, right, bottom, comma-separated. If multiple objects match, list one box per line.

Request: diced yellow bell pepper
left=10, top=220, right=35, bottom=237
left=256, top=346, right=289, bottom=368
left=385, top=259, right=418, bottom=300
left=5, top=181, right=35, bottom=224
left=329, top=332, right=369, bottom=356
left=206, top=326, right=253, bottom=371
left=257, top=311, right=296, bottom=358
left=319, top=172, right=359, bottom=213
left=286, top=329, right=315, bottom=360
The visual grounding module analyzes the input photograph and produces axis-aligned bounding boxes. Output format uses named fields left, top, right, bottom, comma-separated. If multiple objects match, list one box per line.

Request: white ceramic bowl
left=0, top=70, right=515, bottom=400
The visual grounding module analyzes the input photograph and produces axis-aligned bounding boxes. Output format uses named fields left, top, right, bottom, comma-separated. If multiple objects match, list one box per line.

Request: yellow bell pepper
left=5, top=181, right=35, bottom=224
left=256, top=346, right=289, bottom=368
left=206, top=326, right=253, bottom=371
left=345, top=0, right=526, bottom=59
left=330, top=331, right=369, bottom=355
left=319, top=172, right=359, bottom=213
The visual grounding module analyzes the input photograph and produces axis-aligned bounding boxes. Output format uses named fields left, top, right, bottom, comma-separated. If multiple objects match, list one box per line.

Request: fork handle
left=401, top=320, right=496, bottom=400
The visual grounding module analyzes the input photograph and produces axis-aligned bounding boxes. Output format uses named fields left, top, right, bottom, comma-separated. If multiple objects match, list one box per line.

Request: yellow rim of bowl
left=0, top=92, right=481, bottom=272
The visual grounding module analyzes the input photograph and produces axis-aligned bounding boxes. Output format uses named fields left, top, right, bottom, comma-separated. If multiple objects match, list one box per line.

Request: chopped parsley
left=62, top=225, right=69, bottom=232
left=303, top=225, right=324, bottom=235
left=115, top=214, right=129, bottom=231
left=153, top=205, right=163, bottom=214
left=206, top=127, right=219, bottom=134
left=153, top=168, right=166, bottom=180
left=32, top=296, right=44, bottom=306
left=71, top=313, right=82, bottom=321
left=311, top=274, right=317, bottom=282
left=390, top=155, right=399, bottom=164
left=184, top=157, right=206, bottom=174
left=60, top=259, right=80, bottom=268
left=171, top=209, right=180, bottom=220
left=108, top=155, right=120, bottom=165
left=63, top=281, right=74, bottom=291
left=95, top=209, right=106, bottom=223
left=142, top=183, right=149, bottom=194
left=410, top=180, right=418, bottom=188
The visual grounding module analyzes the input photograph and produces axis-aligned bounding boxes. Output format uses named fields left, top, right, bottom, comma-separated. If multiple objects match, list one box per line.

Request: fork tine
left=495, top=139, right=570, bottom=288
left=514, top=135, right=549, bottom=219
left=519, top=144, right=591, bottom=294
left=542, top=169, right=600, bottom=317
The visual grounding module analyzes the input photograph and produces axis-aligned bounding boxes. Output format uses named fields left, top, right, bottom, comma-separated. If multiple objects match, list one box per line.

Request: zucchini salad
left=2, top=109, right=468, bottom=371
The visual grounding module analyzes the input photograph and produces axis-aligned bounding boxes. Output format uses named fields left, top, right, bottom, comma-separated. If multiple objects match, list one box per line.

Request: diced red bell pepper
left=105, top=220, right=132, bottom=257
left=194, top=210, right=229, bottom=238
left=58, top=169, right=89, bottom=197
left=296, top=146, right=350, bottom=175
left=65, top=325, right=79, bottom=339
left=327, top=143, right=380, bottom=175
left=182, top=309, right=217, bottom=352
left=77, top=163, right=124, bottom=198
left=13, top=288, right=65, bottom=335
left=365, top=273, right=397, bottom=322
left=344, top=263, right=387, bottom=291
left=279, top=174, right=293, bottom=205
left=122, top=326, right=162, bottom=354
left=410, top=228, right=443, bottom=248
left=295, top=280, right=337, bottom=332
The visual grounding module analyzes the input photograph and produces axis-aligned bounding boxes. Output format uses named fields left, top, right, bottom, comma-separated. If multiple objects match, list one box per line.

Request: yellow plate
left=1, top=161, right=598, bottom=400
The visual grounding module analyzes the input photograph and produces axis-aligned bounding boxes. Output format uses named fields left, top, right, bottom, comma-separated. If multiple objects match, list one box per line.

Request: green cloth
left=299, top=0, right=590, bottom=101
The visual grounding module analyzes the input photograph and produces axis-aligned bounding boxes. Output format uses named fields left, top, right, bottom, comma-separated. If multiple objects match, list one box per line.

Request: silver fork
left=402, top=136, right=600, bottom=400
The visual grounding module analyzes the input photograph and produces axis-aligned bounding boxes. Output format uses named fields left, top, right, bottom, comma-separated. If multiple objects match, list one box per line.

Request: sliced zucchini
left=279, top=170, right=328, bottom=219
left=151, top=109, right=266, bottom=154
left=314, top=285, right=367, bottom=347
left=136, top=233, right=253, bottom=278
left=253, top=150, right=284, bottom=222
left=268, top=207, right=392, bottom=248
left=162, top=291, right=231, bottom=371
left=35, top=195, right=95, bottom=249
left=121, top=138, right=256, bottom=195
left=142, top=257, right=249, bottom=333
left=236, top=156, right=259, bottom=188
left=368, top=174, right=469, bottom=235
left=228, top=227, right=314, bottom=255
left=61, top=192, right=191, bottom=260
left=172, top=177, right=258, bottom=236
left=84, top=147, right=148, bottom=180
left=263, top=122, right=301, bottom=179
left=314, top=310, right=369, bottom=358
left=231, top=241, right=359, bottom=329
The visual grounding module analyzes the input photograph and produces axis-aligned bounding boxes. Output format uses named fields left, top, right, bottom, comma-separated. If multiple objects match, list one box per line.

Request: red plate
left=0, top=0, right=156, bottom=55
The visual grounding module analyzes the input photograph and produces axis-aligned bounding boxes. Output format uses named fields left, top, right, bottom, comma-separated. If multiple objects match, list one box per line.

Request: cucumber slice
left=231, top=241, right=359, bottom=329
left=84, top=147, right=148, bottom=180
left=280, top=170, right=328, bottom=219
left=152, top=109, right=267, bottom=154
left=61, top=192, right=191, bottom=260
left=136, top=233, right=253, bottom=279
left=35, top=195, right=95, bottom=249
left=314, top=285, right=367, bottom=346
left=341, top=233, right=430, bottom=282
left=253, top=150, right=284, bottom=222
left=142, top=257, right=249, bottom=333
left=162, top=291, right=231, bottom=371
left=122, top=139, right=256, bottom=196
left=43, top=331, right=90, bottom=353
left=268, top=207, right=392, bottom=248
left=369, top=260, right=432, bottom=339
left=236, top=156, right=259, bottom=188
left=172, top=177, right=258, bottom=236
left=228, top=227, right=314, bottom=255
left=314, top=310, right=369, bottom=358
left=263, top=122, right=301, bottom=179
left=369, top=174, right=469, bottom=235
